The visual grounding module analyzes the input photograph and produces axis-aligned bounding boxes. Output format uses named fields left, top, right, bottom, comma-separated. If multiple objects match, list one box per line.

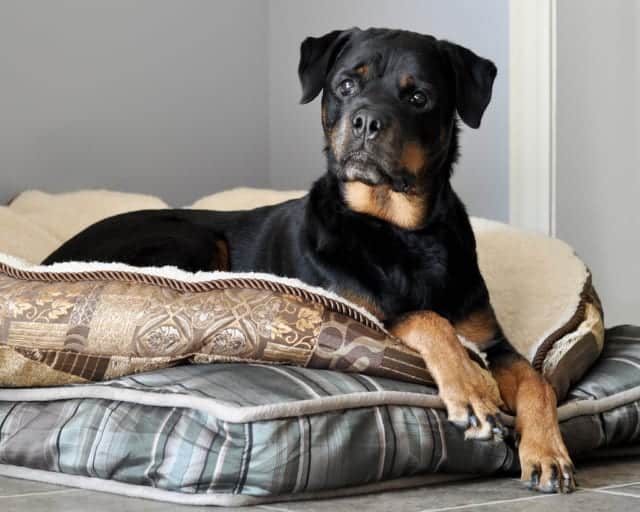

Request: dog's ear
left=438, top=41, right=497, bottom=129
left=298, top=29, right=354, bottom=104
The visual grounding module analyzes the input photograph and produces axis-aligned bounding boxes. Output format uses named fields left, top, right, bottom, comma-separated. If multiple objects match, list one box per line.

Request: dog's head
left=299, top=28, right=496, bottom=229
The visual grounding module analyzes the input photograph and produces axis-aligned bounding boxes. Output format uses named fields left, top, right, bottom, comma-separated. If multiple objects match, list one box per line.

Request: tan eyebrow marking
left=356, top=64, right=369, bottom=78
left=399, top=74, right=415, bottom=89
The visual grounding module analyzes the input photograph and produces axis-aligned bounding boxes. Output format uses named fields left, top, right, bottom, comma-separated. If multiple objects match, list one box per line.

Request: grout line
left=418, top=479, right=640, bottom=512
left=0, top=488, right=82, bottom=500
left=596, top=480, right=640, bottom=490
left=1, top=476, right=640, bottom=509
left=418, top=492, right=563, bottom=512
left=588, top=489, right=640, bottom=499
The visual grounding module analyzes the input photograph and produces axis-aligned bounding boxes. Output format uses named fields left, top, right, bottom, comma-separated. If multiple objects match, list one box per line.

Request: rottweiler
left=44, top=27, right=576, bottom=493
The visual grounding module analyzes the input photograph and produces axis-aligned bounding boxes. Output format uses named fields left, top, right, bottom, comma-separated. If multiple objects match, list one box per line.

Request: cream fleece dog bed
left=1, top=188, right=604, bottom=397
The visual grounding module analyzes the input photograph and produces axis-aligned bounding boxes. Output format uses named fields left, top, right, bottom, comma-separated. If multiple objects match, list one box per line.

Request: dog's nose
left=351, top=109, right=384, bottom=140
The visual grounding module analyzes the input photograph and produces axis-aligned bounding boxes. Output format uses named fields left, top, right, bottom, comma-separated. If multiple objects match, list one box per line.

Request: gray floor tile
left=278, top=458, right=640, bottom=511
left=603, top=483, right=640, bottom=496
left=0, top=475, right=74, bottom=497
left=2, top=457, right=640, bottom=511
left=575, top=457, right=640, bottom=488
left=0, top=488, right=259, bottom=512
left=280, top=477, right=542, bottom=512
left=486, top=490, right=639, bottom=512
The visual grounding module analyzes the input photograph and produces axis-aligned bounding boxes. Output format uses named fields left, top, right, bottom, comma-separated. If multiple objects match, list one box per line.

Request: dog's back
left=42, top=198, right=308, bottom=274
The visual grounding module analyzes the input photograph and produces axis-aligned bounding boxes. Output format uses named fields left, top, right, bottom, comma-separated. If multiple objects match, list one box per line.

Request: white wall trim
left=509, top=0, right=556, bottom=236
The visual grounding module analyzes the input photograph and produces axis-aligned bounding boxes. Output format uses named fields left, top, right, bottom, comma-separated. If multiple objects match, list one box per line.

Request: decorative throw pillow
left=0, top=253, right=441, bottom=387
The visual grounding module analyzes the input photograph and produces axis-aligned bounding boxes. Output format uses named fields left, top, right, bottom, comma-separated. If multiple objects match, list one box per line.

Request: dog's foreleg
left=391, top=310, right=505, bottom=440
left=490, top=348, right=576, bottom=493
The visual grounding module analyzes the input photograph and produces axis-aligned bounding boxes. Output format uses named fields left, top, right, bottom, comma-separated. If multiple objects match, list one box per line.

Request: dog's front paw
left=518, top=427, right=576, bottom=493
left=440, top=361, right=506, bottom=441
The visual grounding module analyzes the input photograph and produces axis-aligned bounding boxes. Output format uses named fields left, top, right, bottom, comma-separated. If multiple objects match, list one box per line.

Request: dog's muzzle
left=340, top=152, right=417, bottom=193
left=341, top=152, right=387, bottom=186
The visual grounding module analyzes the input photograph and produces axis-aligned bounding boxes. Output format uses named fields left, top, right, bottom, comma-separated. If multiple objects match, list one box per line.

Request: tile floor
left=1, top=457, right=639, bottom=511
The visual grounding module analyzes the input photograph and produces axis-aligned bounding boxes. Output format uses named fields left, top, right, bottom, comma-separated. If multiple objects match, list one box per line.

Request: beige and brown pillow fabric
left=0, top=255, right=436, bottom=387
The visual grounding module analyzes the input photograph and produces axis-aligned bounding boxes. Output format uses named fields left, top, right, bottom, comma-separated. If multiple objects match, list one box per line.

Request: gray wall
left=1, top=0, right=509, bottom=221
left=556, top=0, right=640, bottom=326
left=268, top=0, right=509, bottom=221
left=0, top=0, right=269, bottom=206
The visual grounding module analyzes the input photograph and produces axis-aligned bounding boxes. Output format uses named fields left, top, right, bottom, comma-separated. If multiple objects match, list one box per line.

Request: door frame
left=509, top=0, right=556, bottom=235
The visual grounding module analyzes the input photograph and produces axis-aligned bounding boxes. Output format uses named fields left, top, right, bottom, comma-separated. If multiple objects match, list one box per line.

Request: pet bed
left=0, top=188, right=616, bottom=505
left=0, top=326, right=639, bottom=506
left=0, top=188, right=604, bottom=397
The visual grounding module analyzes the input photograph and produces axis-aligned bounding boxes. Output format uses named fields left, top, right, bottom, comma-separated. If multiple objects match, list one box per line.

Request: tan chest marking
left=343, top=181, right=427, bottom=230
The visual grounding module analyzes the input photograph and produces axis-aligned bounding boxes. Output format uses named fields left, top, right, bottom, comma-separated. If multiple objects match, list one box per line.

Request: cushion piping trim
left=531, top=275, right=595, bottom=370
left=0, top=386, right=449, bottom=424
left=1, top=382, right=640, bottom=425
left=0, top=255, right=386, bottom=333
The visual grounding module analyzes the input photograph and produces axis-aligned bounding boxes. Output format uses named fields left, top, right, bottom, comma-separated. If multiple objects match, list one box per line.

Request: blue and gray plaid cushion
left=0, top=326, right=639, bottom=506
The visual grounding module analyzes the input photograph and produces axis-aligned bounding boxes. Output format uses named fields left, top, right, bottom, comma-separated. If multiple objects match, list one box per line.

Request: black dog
left=44, top=28, right=575, bottom=493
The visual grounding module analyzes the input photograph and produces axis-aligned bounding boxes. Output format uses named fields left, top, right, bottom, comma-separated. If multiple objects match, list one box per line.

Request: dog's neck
left=341, top=181, right=428, bottom=230
left=314, top=119, right=460, bottom=231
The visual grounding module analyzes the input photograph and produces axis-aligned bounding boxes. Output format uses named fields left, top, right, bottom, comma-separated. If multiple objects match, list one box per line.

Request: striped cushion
left=0, top=326, right=639, bottom=506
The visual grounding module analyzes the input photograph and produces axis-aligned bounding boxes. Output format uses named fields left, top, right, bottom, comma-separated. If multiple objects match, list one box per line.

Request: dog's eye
left=338, top=79, right=357, bottom=97
left=408, top=91, right=428, bottom=107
